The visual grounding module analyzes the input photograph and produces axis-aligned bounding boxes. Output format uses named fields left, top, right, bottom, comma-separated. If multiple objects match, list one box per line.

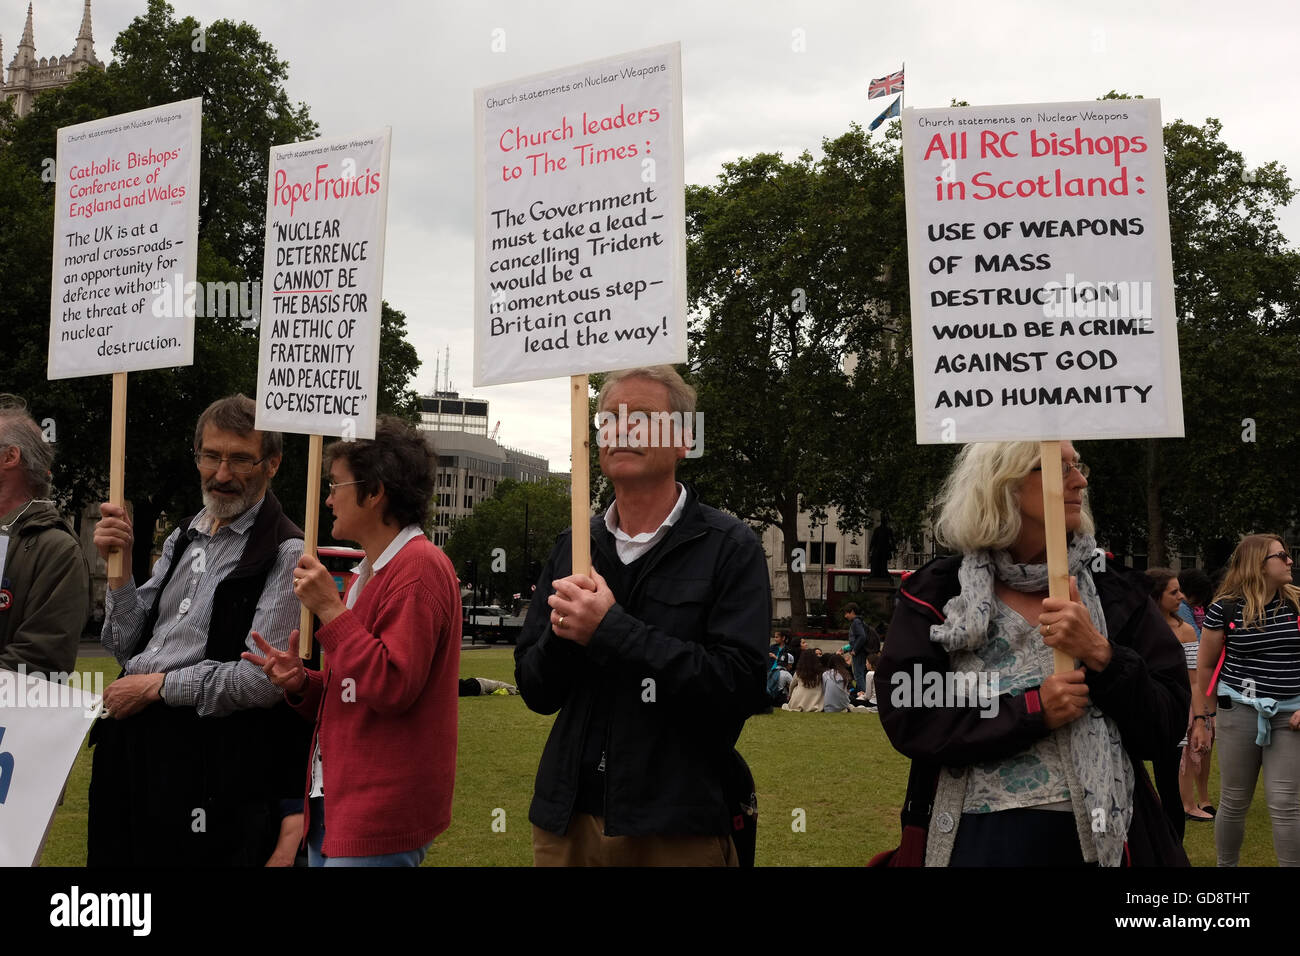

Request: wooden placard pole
left=1039, top=439, right=1074, bottom=675
left=570, top=375, right=591, bottom=576
left=106, top=372, right=128, bottom=579
left=299, top=433, right=323, bottom=658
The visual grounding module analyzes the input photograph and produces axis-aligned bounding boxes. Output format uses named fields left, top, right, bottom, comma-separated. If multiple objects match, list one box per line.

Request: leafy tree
left=1082, top=97, right=1300, bottom=566
left=685, top=96, right=1299, bottom=595
left=5, top=0, right=317, bottom=275
left=0, top=1, right=422, bottom=581
left=684, top=126, right=952, bottom=629
left=376, top=303, right=421, bottom=421
left=443, top=478, right=573, bottom=605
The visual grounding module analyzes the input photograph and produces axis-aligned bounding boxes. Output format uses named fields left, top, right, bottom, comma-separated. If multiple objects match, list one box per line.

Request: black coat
left=878, top=554, right=1190, bottom=864
left=515, top=485, right=771, bottom=837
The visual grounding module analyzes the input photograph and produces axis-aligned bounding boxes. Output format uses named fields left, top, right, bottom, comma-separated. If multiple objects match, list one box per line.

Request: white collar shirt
left=345, top=524, right=427, bottom=609
left=603, top=483, right=686, bottom=565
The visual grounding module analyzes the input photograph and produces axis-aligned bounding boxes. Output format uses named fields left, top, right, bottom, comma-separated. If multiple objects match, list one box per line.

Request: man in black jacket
left=515, top=366, right=770, bottom=866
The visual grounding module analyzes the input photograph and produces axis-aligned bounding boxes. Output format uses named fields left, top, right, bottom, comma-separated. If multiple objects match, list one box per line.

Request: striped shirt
left=101, top=496, right=303, bottom=717
left=1178, top=600, right=1200, bottom=667
left=1203, top=596, right=1300, bottom=699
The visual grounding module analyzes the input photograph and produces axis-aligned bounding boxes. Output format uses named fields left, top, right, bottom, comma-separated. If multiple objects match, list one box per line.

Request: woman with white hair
left=877, top=441, right=1189, bottom=866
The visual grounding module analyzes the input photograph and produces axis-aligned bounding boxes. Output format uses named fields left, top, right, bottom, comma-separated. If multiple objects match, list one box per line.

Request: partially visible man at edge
left=515, top=365, right=771, bottom=866
left=88, top=394, right=309, bottom=866
left=0, top=394, right=90, bottom=676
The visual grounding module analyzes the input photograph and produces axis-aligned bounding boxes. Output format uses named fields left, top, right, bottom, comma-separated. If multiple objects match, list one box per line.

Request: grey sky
left=17, top=0, right=1298, bottom=469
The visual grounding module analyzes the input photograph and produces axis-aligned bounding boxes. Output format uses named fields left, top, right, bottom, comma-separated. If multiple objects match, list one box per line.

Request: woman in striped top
left=1191, top=534, right=1300, bottom=866
left=1146, top=568, right=1213, bottom=822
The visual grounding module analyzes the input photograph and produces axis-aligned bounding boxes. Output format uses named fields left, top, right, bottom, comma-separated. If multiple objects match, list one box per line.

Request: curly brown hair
left=323, top=416, right=434, bottom=528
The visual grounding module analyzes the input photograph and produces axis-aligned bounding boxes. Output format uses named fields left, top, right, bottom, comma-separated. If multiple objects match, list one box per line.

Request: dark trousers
left=949, top=808, right=1093, bottom=867
left=88, top=704, right=279, bottom=867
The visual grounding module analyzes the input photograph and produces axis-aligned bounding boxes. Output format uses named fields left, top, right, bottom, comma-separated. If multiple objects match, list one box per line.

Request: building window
left=464, top=495, right=473, bottom=509
left=797, top=541, right=837, bottom=565
left=813, top=542, right=837, bottom=566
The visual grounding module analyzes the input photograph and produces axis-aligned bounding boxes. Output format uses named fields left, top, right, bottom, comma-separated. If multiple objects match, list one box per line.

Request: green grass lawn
left=42, top=648, right=1271, bottom=866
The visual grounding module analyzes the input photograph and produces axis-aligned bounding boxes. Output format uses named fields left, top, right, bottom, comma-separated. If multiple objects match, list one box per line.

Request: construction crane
left=490, top=420, right=501, bottom=441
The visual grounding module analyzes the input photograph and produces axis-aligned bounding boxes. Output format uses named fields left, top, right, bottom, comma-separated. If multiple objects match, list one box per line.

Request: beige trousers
left=532, top=813, right=738, bottom=867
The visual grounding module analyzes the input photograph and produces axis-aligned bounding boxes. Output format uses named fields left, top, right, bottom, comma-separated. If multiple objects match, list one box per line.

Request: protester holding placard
left=878, top=441, right=1189, bottom=866
left=0, top=396, right=90, bottom=677
left=515, top=366, right=769, bottom=866
left=244, top=417, right=460, bottom=866
left=1191, top=534, right=1300, bottom=866
left=87, top=395, right=309, bottom=866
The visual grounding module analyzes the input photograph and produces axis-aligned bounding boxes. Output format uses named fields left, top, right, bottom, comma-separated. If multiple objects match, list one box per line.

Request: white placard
left=473, top=43, right=687, bottom=387
left=901, top=99, right=1183, bottom=443
left=47, top=99, right=201, bottom=380
left=0, top=671, right=101, bottom=866
left=254, top=130, right=391, bottom=440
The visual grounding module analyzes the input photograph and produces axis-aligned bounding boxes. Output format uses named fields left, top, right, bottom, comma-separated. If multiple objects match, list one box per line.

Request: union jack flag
left=869, top=69, right=904, bottom=99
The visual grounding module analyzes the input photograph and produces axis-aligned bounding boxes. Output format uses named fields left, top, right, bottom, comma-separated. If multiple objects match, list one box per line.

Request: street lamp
left=819, top=519, right=827, bottom=601
left=809, top=514, right=827, bottom=602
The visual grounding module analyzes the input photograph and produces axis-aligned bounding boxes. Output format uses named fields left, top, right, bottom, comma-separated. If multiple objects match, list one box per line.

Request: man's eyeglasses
left=1032, top=460, right=1090, bottom=480
left=1266, top=551, right=1294, bottom=564
left=194, top=452, right=267, bottom=475
left=328, top=480, right=364, bottom=495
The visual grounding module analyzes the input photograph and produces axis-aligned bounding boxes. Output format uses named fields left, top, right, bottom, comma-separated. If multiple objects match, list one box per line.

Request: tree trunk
left=1145, top=439, right=1167, bottom=566
left=782, top=495, right=807, bottom=632
left=131, top=497, right=163, bottom=585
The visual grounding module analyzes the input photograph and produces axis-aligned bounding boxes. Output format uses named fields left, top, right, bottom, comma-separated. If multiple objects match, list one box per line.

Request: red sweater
left=290, top=536, right=461, bottom=857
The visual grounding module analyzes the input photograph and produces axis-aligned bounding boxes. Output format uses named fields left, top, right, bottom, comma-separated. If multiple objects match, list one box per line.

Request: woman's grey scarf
left=929, top=532, right=1134, bottom=866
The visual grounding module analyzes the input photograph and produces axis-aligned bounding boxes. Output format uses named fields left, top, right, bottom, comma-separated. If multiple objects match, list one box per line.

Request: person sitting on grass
left=783, top=649, right=825, bottom=712
left=822, top=653, right=870, bottom=713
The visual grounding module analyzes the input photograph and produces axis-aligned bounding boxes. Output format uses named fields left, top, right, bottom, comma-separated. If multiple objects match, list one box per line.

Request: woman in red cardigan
left=245, top=416, right=460, bottom=866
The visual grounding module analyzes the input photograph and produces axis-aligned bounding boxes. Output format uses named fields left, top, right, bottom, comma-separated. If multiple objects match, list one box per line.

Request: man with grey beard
left=87, top=394, right=309, bottom=866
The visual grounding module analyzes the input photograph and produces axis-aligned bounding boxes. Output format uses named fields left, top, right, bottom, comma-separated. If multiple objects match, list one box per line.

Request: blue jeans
left=307, top=797, right=430, bottom=867
left=853, top=654, right=867, bottom=697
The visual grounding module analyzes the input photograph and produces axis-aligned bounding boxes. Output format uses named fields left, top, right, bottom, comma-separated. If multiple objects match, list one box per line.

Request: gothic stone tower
left=2, top=1, right=101, bottom=118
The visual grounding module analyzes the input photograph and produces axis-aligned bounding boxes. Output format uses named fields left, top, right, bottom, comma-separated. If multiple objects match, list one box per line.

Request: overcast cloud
left=16, top=0, right=1298, bottom=469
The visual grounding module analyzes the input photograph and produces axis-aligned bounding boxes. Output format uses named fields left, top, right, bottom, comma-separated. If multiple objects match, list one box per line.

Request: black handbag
left=868, top=759, right=938, bottom=867
left=725, top=749, right=758, bottom=867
